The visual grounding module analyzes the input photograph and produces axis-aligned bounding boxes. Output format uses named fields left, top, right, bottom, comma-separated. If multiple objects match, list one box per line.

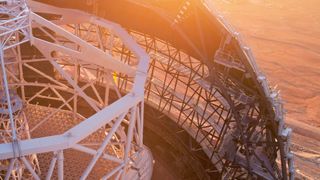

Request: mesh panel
left=25, top=104, right=119, bottom=178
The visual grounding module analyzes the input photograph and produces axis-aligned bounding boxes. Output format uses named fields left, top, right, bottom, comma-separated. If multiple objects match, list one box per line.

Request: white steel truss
left=0, top=0, right=294, bottom=180
left=0, top=0, right=152, bottom=179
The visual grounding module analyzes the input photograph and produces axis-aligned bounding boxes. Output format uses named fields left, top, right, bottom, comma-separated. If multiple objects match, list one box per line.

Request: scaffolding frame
left=0, top=0, right=294, bottom=179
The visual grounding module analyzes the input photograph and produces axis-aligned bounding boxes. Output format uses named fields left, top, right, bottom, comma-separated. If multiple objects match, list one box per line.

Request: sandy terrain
left=212, top=0, right=320, bottom=127
left=212, top=0, right=320, bottom=179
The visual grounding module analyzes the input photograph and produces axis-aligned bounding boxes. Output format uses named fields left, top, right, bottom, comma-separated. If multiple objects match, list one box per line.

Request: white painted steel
left=0, top=0, right=152, bottom=179
left=0, top=0, right=294, bottom=179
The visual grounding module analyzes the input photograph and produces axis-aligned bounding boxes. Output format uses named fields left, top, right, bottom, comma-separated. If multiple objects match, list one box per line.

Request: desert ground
left=212, top=0, right=320, bottom=179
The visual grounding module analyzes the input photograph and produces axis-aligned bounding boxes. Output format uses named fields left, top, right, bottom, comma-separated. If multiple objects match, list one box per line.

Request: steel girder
left=0, top=1, right=152, bottom=179
left=0, top=0, right=294, bottom=179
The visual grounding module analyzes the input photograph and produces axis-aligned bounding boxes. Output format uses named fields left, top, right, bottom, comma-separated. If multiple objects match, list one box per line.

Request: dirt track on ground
left=212, top=0, right=320, bottom=178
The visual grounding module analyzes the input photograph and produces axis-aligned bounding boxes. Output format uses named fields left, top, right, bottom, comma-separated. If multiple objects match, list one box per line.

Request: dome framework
left=0, top=0, right=294, bottom=179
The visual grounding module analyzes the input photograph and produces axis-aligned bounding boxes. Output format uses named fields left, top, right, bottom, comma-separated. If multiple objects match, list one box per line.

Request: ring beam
left=0, top=0, right=294, bottom=179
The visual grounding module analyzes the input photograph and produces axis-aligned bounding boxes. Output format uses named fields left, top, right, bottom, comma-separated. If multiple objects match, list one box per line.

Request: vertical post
left=46, top=152, right=58, bottom=180
left=73, top=62, right=79, bottom=117
left=97, top=25, right=111, bottom=106
left=106, top=32, right=114, bottom=56
left=124, top=106, right=137, bottom=161
left=73, top=24, right=80, bottom=117
left=96, top=25, right=105, bottom=51
left=121, top=106, right=137, bottom=180
left=0, top=48, right=19, bottom=157
left=279, top=140, right=288, bottom=180
left=16, top=31, right=25, bottom=101
left=138, top=102, right=144, bottom=146
left=57, top=150, right=64, bottom=180
left=104, top=72, right=110, bottom=105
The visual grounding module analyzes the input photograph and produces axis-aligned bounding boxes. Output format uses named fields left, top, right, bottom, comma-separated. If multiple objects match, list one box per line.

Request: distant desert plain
left=212, top=0, right=320, bottom=179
